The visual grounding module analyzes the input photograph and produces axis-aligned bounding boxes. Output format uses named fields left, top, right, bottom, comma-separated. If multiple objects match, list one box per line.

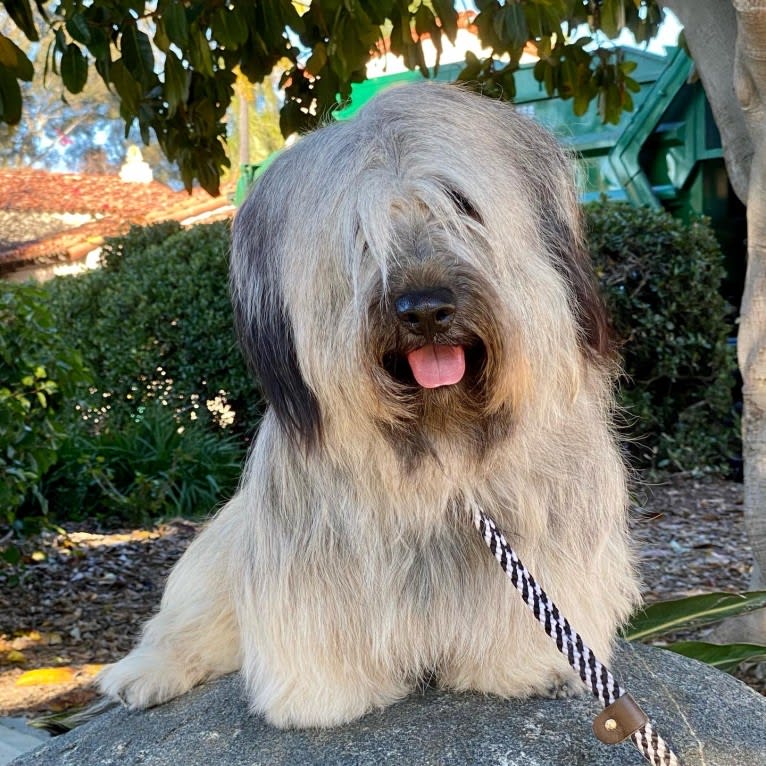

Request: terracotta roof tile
left=0, top=168, right=235, bottom=275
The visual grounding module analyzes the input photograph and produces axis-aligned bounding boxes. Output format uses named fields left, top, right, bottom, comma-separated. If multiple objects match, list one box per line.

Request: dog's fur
left=98, top=82, right=640, bottom=728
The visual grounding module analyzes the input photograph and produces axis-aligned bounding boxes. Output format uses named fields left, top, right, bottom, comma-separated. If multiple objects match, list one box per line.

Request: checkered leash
left=474, top=508, right=680, bottom=766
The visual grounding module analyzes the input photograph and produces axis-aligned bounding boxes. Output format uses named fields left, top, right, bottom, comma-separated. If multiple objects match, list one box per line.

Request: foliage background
left=586, top=202, right=738, bottom=473
left=0, top=282, right=89, bottom=557
left=0, top=1, right=665, bottom=193
left=0, top=203, right=738, bottom=550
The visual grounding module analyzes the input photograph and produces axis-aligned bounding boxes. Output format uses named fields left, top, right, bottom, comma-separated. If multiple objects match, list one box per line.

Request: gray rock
left=11, top=642, right=766, bottom=766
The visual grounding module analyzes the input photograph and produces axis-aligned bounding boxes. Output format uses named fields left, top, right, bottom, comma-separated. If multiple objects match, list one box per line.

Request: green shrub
left=100, top=219, right=182, bottom=272
left=44, top=401, right=243, bottom=526
left=28, top=220, right=257, bottom=527
left=3, top=206, right=736, bottom=537
left=46, top=221, right=262, bottom=437
left=0, top=283, right=90, bottom=554
left=586, top=202, right=738, bottom=472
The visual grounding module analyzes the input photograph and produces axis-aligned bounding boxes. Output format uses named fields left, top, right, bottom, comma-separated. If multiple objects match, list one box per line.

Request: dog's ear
left=230, top=187, right=323, bottom=451
left=555, top=236, right=614, bottom=361
left=244, top=297, right=323, bottom=452
left=536, top=199, right=614, bottom=361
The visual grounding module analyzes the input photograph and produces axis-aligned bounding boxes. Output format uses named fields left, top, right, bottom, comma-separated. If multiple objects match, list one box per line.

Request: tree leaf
left=620, top=59, right=638, bottom=75
left=598, top=0, right=625, bottom=39
left=61, top=42, right=88, bottom=94
left=2, top=0, right=39, bottom=42
left=662, top=640, right=766, bottom=673
left=0, top=33, right=33, bottom=80
left=432, top=0, right=458, bottom=42
left=0, top=65, right=23, bottom=124
left=504, top=3, right=529, bottom=52
left=16, top=667, right=76, bottom=686
left=162, top=0, right=189, bottom=48
left=121, top=25, right=155, bottom=90
left=110, top=59, right=141, bottom=118
left=211, top=6, right=249, bottom=48
left=53, top=26, right=66, bottom=55
left=187, top=23, right=213, bottom=78
left=625, top=74, right=641, bottom=93
left=66, top=13, right=92, bottom=45
left=573, top=91, right=590, bottom=116
left=164, top=51, right=189, bottom=117
left=154, top=16, right=170, bottom=53
left=623, top=591, right=766, bottom=641
left=85, top=25, right=110, bottom=61
left=305, top=42, right=327, bottom=77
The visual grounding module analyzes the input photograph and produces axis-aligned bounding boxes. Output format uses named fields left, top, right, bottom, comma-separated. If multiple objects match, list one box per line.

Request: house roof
left=0, top=167, right=235, bottom=276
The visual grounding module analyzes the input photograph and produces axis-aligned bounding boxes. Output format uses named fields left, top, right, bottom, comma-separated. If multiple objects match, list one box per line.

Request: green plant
left=45, top=221, right=263, bottom=438
left=0, top=283, right=90, bottom=557
left=10, top=205, right=736, bottom=533
left=0, top=222, right=258, bottom=532
left=623, top=591, right=766, bottom=672
left=44, top=401, right=244, bottom=525
left=100, top=219, right=182, bottom=272
left=0, top=221, right=259, bottom=529
left=3, top=1, right=662, bottom=193
left=586, top=202, right=739, bottom=472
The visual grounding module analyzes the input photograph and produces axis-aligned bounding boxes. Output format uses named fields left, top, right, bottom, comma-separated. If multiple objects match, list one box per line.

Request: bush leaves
left=662, top=640, right=766, bottom=673
left=623, top=591, right=766, bottom=641
left=588, top=202, right=737, bottom=472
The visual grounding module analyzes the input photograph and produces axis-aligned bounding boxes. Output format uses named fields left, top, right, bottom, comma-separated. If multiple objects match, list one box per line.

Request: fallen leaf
left=5, top=650, right=26, bottom=664
left=81, top=664, right=105, bottom=677
left=16, top=667, right=76, bottom=686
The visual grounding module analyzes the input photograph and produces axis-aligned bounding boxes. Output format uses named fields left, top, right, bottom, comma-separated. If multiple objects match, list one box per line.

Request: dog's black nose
left=395, top=288, right=456, bottom=337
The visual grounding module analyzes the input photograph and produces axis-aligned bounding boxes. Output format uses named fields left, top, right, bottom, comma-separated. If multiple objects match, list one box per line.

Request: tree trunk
left=659, top=0, right=753, bottom=201
left=660, top=0, right=766, bottom=642
left=731, top=0, right=766, bottom=640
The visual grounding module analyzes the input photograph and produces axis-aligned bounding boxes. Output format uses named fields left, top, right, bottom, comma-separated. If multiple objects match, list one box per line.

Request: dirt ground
left=0, top=474, right=761, bottom=721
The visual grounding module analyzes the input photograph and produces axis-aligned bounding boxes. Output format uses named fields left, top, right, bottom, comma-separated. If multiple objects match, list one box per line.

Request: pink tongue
left=406, top=345, right=466, bottom=388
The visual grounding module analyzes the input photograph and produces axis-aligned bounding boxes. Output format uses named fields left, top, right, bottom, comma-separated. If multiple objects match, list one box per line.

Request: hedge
left=0, top=202, right=739, bottom=539
left=586, top=201, right=738, bottom=472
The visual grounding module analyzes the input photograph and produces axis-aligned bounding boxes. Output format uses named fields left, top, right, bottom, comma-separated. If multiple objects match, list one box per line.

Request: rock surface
left=12, top=642, right=766, bottom=766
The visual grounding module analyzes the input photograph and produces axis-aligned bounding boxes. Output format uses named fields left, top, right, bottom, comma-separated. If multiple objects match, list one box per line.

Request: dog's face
left=231, top=83, right=611, bottom=461
left=363, top=204, right=517, bottom=461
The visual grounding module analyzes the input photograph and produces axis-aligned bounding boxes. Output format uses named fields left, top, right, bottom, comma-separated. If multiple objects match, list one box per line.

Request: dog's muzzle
left=394, top=288, right=466, bottom=389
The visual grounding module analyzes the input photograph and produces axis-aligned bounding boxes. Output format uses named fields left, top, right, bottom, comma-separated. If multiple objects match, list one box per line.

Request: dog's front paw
left=540, top=672, right=584, bottom=700
left=98, top=648, right=196, bottom=709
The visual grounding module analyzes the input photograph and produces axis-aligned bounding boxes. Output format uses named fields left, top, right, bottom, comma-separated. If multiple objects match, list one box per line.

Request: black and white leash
left=474, top=508, right=681, bottom=766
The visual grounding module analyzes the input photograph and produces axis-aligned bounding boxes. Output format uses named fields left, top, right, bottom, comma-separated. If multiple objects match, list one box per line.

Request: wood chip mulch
left=0, top=475, right=762, bottom=720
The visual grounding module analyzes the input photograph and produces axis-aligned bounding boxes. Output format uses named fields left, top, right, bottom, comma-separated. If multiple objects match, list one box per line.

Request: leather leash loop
left=593, top=693, right=650, bottom=745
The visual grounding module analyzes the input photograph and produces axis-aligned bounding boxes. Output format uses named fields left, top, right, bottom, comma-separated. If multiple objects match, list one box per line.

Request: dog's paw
left=247, top=669, right=412, bottom=729
left=98, top=649, right=195, bottom=709
left=540, top=673, right=584, bottom=700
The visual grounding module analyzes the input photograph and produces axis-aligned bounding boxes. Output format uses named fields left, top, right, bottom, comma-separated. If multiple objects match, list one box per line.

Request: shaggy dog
left=99, top=82, right=640, bottom=728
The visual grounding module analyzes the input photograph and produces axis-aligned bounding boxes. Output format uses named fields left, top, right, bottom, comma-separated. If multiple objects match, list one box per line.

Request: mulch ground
left=0, top=474, right=761, bottom=721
